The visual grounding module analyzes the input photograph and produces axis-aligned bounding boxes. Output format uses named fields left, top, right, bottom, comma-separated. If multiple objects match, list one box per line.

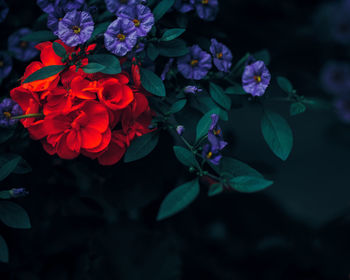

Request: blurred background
left=1, top=0, right=350, bottom=279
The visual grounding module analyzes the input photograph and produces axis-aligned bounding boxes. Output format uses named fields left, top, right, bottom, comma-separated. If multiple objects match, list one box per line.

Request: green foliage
left=88, top=54, right=121, bottom=75
left=153, top=0, right=175, bottom=21
left=0, top=155, right=21, bottom=181
left=160, top=28, right=186, bottom=41
left=90, top=21, right=110, bottom=40
left=261, top=110, right=293, bottom=161
left=173, top=146, right=200, bottom=169
left=21, top=30, right=57, bottom=42
left=228, top=176, right=273, bottom=193
left=290, top=102, right=306, bottom=116
left=158, top=39, right=189, bottom=57
left=23, top=65, right=65, bottom=84
left=124, top=132, right=159, bottom=163
left=140, top=68, right=166, bottom=97
left=277, top=76, right=294, bottom=94
left=52, top=42, right=67, bottom=58
left=0, top=201, right=31, bottom=229
left=157, top=178, right=200, bottom=220
left=253, top=49, right=271, bottom=65
left=209, top=82, right=231, bottom=110
left=0, top=128, right=15, bottom=144
left=218, top=157, right=263, bottom=178
left=169, top=99, right=187, bottom=113
left=0, top=235, right=8, bottom=263
left=83, top=62, right=106, bottom=74
left=195, top=108, right=220, bottom=142
left=225, top=84, right=247, bottom=95
left=0, top=154, right=31, bottom=174
left=147, top=43, right=159, bottom=61
left=208, top=183, right=224, bottom=197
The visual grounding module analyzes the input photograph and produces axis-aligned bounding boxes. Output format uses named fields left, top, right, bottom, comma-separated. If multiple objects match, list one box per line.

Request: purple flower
left=329, top=6, right=350, bottom=45
left=321, top=61, right=350, bottom=96
left=177, top=45, right=212, bottom=80
left=118, top=4, right=154, bottom=37
left=0, top=52, right=12, bottom=81
left=0, top=0, right=9, bottom=23
left=174, top=0, right=194, bottom=13
left=58, top=10, right=94, bottom=47
left=210, top=39, right=232, bottom=72
left=104, top=18, right=138, bottom=56
left=161, top=58, right=174, bottom=80
left=37, top=0, right=84, bottom=13
left=9, top=188, right=29, bottom=198
left=208, top=114, right=227, bottom=149
left=184, top=85, right=202, bottom=94
left=8, top=28, right=38, bottom=62
left=335, top=98, right=350, bottom=123
left=47, top=6, right=66, bottom=36
left=0, top=98, right=23, bottom=128
left=104, top=0, right=144, bottom=14
left=202, top=143, right=222, bottom=165
left=176, top=125, right=185, bottom=135
left=193, top=0, right=219, bottom=21
left=242, top=60, right=271, bottom=97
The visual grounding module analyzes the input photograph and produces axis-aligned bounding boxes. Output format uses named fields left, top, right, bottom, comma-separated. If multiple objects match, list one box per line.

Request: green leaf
left=290, top=102, right=306, bottom=116
left=23, top=65, right=65, bottom=84
left=209, top=82, right=231, bottom=110
left=302, top=97, right=330, bottom=110
left=158, top=39, right=189, bottom=57
left=169, top=99, right=187, bottom=113
left=124, top=132, right=159, bottom=163
left=52, top=42, right=67, bottom=58
left=208, top=183, right=224, bottom=197
left=195, top=108, right=220, bottom=142
left=90, top=21, right=110, bottom=40
left=218, top=157, right=263, bottom=178
left=261, top=110, right=293, bottom=161
left=253, top=49, right=271, bottom=65
left=160, top=28, right=186, bottom=41
left=228, top=176, right=273, bottom=193
left=140, top=68, right=166, bottom=97
left=277, top=76, right=294, bottom=93
left=0, top=155, right=21, bottom=181
left=0, top=154, right=31, bottom=175
left=0, top=235, right=8, bottom=263
left=157, top=178, right=199, bottom=221
left=0, top=128, right=15, bottom=144
left=153, top=0, right=175, bottom=21
left=88, top=54, right=121, bottom=75
left=225, top=84, right=247, bottom=95
left=83, top=62, right=106, bottom=74
left=0, top=201, right=31, bottom=229
left=173, top=146, right=200, bottom=169
left=21, top=30, right=57, bottom=42
left=147, top=43, right=159, bottom=61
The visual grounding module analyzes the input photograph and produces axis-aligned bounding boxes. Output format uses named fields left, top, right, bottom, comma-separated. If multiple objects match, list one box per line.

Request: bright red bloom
left=96, top=131, right=128, bottom=166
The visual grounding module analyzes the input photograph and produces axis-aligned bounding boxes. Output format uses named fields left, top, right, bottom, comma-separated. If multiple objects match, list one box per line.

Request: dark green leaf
left=225, top=84, right=247, bottom=95
left=140, top=68, right=166, bottom=97
left=290, top=102, right=306, bottom=116
left=23, top=65, right=65, bottom=84
left=261, top=110, right=293, bottom=161
left=229, top=176, right=273, bottom=193
left=173, top=146, right=200, bottom=169
left=21, top=30, right=57, bottom=42
left=158, top=39, right=189, bottom=57
left=124, top=132, right=159, bottom=163
left=160, top=28, right=185, bottom=41
left=170, top=99, right=187, bottom=113
left=157, top=178, right=199, bottom=221
left=0, top=154, right=31, bottom=174
left=0, top=155, right=21, bottom=181
left=208, top=183, right=224, bottom=197
left=277, top=76, right=294, bottom=93
left=52, top=42, right=67, bottom=58
left=0, top=128, right=15, bottom=144
left=195, top=108, right=220, bottom=142
left=153, top=0, right=175, bottom=21
left=90, top=21, right=110, bottom=40
left=147, top=43, right=159, bottom=61
left=209, top=82, right=231, bottom=110
left=219, top=157, right=263, bottom=178
left=83, top=62, right=106, bottom=74
left=253, top=49, right=271, bottom=65
left=0, top=201, right=31, bottom=229
left=88, top=54, right=121, bottom=75
left=302, top=97, right=330, bottom=110
left=0, top=235, right=8, bottom=263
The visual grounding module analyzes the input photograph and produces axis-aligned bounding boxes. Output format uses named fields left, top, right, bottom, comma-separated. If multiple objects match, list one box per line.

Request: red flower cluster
left=10, top=40, right=154, bottom=165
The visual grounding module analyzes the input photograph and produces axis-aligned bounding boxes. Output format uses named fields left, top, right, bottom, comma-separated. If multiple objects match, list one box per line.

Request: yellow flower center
left=190, top=59, right=199, bottom=66
left=133, top=19, right=141, bottom=27
left=3, top=112, right=11, bottom=119
left=117, top=33, right=126, bottom=41
left=20, top=41, right=28, bottom=48
left=213, top=129, right=221, bottom=135
left=254, top=75, right=262, bottom=83
left=72, top=26, right=81, bottom=34
left=59, top=17, right=63, bottom=21
left=216, top=52, right=223, bottom=59
left=202, top=0, right=209, bottom=4
left=206, top=152, right=213, bottom=159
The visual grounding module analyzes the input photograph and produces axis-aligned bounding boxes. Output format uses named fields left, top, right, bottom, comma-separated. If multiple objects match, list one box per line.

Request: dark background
left=1, top=0, right=350, bottom=279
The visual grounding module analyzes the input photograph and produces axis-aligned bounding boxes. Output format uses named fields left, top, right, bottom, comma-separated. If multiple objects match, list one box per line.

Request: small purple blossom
left=242, top=60, right=271, bottom=97
left=193, top=0, right=219, bottom=21
left=176, top=125, right=185, bottom=135
left=9, top=188, right=29, bottom=198
left=8, top=28, right=38, bottom=62
left=202, top=143, right=222, bottom=165
left=58, top=10, right=94, bottom=47
left=210, top=39, right=232, bottom=72
left=0, top=98, right=23, bottom=128
left=174, top=0, right=194, bottom=13
left=208, top=114, right=227, bottom=149
left=321, top=61, right=350, bottom=96
left=0, top=0, right=9, bottom=23
left=184, top=85, right=202, bottom=94
left=37, top=0, right=84, bottom=13
left=0, top=52, right=12, bottom=81
left=104, top=0, right=144, bottom=14
left=177, top=45, right=212, bottom=80
left=335, top=98, right=350, bottom=123
left=118, top=4, right=154, bottom=37
left=104, top=18, right=138, bottom=56
left=161, top=58, right=174, bottom=80
left=47, top=6, right=66, bottom=36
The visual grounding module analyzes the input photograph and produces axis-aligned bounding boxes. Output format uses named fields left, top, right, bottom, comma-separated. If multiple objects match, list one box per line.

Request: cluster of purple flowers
left=177, top=39, right=232, bottom=80
left=175, top=0, right=219, bottom=21
left=242, top=60, right=271, bottom=97
left=202, top=114, right=227, bottom=165
left=0, top=98, right=22, bottom=128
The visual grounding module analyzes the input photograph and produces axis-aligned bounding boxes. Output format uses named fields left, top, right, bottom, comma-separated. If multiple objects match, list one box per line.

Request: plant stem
left=11, top=113, right=43, bottom=120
